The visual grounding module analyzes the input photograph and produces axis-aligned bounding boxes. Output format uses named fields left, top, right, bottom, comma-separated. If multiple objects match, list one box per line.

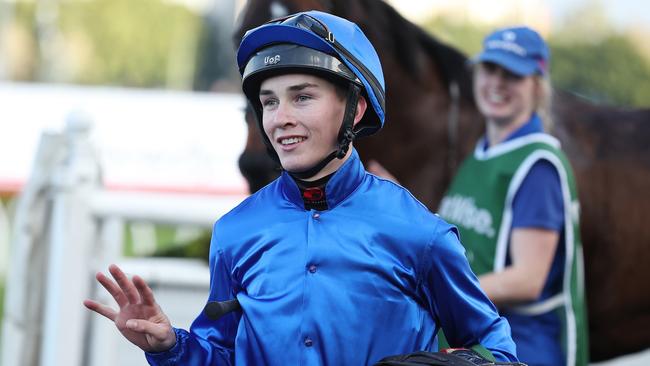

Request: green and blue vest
left=439, top=133, right=588, bottom=366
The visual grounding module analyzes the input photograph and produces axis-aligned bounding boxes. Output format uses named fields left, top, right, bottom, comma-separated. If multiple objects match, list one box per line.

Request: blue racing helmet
left=236, top=11, right=386, bottom=179
left=237, top=11, right=385, bottom=136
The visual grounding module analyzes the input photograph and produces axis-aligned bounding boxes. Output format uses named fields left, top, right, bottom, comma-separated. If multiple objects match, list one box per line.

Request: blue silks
left=146, top=150, right=517, bottom=365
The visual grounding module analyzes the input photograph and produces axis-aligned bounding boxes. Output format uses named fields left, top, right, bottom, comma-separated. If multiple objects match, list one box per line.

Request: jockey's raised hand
left=83, top=264, right=176, bottom=353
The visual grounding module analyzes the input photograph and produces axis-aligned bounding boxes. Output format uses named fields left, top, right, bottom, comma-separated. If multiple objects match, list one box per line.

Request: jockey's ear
left=353, top=95, right=368, bottom=127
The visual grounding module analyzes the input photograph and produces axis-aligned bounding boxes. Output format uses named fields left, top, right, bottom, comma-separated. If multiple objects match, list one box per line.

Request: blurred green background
left=1, top=0, right=649, bottom=105
left=423, top=2, right=650, bottom=107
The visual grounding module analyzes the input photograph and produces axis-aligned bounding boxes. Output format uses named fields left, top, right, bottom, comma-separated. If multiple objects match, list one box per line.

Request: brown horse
left=233, top=0, right=650, bottom=361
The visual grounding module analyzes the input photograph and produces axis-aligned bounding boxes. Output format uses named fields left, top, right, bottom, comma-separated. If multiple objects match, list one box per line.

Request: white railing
left=1, top=113, right=246, bottom=366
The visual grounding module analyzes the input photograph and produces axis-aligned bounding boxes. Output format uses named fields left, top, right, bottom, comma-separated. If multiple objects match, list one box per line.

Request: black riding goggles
left=265, top=13, right=385, bottom=111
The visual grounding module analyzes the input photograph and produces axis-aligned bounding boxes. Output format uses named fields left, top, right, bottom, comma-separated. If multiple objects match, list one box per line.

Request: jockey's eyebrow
left=259, top=82, right=319, bottom=96
left=259, top=89, right=274, bottom=97
left=288, top=82, right=319, bottom=92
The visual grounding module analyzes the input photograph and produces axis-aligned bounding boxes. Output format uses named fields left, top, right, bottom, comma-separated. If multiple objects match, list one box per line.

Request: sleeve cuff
left=144, top=328, right=185, bottom=365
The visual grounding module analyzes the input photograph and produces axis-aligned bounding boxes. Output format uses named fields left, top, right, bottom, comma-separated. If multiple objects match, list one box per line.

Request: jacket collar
left=280, top=149, right=365, bottom=210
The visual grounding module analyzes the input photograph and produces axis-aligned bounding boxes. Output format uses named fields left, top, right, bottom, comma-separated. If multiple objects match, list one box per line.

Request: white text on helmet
left=264, top=55, right=281, bottom=65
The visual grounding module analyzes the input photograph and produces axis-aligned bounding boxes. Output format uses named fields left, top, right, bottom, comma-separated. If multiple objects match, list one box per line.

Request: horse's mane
left=232, top=0, right=476, bottom=101
left=338, top=0, right=475, bottom=101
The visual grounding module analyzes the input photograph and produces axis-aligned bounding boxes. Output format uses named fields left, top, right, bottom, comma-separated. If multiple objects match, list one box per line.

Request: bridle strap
left=446, top=80, right=461, bottom=176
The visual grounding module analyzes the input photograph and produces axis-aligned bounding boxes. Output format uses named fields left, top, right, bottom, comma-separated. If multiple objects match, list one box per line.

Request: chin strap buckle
left=336, top=129, right=356, bottom=159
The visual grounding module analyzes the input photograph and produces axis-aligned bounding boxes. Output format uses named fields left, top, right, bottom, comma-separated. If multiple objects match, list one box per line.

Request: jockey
left=85, top=11, right=519, bottom=366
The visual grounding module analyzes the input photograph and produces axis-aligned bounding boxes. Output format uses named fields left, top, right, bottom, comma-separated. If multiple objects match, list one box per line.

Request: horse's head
left=234, top=0, right=332, bottom=44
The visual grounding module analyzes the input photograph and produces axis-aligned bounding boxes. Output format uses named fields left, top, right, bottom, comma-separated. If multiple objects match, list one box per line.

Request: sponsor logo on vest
left=439, top=195, right=496, bottom=238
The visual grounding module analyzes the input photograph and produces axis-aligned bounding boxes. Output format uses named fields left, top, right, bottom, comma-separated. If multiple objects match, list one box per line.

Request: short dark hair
left=329, top=76, right=350, bottom=101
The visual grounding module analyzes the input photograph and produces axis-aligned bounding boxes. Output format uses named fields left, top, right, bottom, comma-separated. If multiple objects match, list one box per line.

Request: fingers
left=83, top=299, right=118, bottom=321
left=96, top=271, right=129, bottom=307
left=109, top=264, right=141, bottom=304
left=126, top=319, right=174, bottom=344
left=133, top=275, right=156, bottom=306
left=95, top=265, right=155, bottom=308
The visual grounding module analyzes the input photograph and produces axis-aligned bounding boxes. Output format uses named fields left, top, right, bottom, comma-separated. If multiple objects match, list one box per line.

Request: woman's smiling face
left=474, top=62, right=538, bottom=128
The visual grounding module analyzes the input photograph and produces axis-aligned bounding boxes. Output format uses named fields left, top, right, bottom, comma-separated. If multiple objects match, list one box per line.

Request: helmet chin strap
left=289, top=83, right=361, bottom=180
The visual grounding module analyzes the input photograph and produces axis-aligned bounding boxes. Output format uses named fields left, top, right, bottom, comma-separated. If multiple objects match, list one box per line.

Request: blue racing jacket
left=146, top=149, right=517, bottom=365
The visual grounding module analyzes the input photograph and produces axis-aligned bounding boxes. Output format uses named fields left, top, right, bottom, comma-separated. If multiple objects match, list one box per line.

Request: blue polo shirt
left=483, top=114, right=566, bottom=366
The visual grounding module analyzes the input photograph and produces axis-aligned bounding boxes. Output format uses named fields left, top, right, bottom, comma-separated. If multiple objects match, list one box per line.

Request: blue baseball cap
left=474, top=26, right=549, bottom=76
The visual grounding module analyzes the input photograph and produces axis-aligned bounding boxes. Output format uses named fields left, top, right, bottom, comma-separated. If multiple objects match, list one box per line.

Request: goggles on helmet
left=242, top=44, right=362, bottom=95
left=261, top=13, right=385, bottom=112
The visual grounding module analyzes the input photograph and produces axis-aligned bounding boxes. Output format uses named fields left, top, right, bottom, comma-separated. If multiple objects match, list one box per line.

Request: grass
left=122, top=222, right=211, bottom=260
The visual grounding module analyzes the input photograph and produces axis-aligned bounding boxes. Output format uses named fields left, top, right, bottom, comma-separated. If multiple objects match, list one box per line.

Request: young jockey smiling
left=85, top=11, right=520, bottom=365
